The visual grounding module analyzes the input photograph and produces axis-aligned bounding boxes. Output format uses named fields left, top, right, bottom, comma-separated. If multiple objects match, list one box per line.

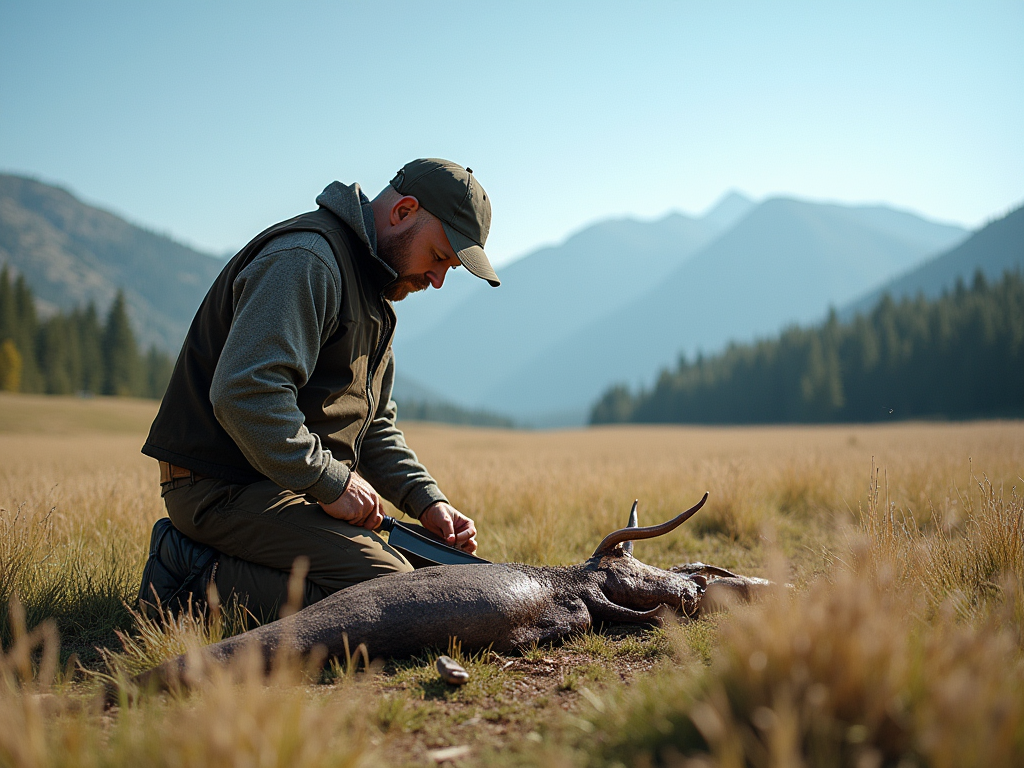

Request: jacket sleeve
left=357, top=350, right=448, bottom=519
left=209, top=237, right=351, bottom=504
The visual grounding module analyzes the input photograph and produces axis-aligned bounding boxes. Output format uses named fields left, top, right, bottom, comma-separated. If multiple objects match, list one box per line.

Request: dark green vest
left=142, top=207, right=397, bottom=485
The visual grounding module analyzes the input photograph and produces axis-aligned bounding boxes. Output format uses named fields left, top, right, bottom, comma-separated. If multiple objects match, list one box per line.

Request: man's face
left=377, top=211, right=462, bottom=302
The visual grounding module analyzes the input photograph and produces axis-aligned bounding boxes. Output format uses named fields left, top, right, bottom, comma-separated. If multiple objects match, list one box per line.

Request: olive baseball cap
left=390, top=158, right=499, bottom=286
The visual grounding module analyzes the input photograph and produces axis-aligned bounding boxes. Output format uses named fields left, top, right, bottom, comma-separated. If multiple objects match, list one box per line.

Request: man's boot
left=137, top=518, right=220, bottom=620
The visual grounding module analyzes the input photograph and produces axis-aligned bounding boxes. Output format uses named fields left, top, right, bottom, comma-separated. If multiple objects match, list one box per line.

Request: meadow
left=0, top=392, right=1022, bottom=766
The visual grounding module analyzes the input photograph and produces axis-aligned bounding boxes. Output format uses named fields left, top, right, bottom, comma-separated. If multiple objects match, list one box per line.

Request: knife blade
left=378, top=515, right=491, bottom=567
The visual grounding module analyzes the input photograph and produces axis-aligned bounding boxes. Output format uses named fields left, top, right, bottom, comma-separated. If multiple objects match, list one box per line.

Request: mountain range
left=393, top=191, right=756, bottom=344
left=392, top=191, right=756, bottom=419
left=395, top=196, right=970, bottom=424
left=4, top=171, right=1020, bottom=427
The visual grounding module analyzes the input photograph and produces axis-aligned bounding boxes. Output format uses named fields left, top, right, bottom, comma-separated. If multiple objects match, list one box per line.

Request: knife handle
left=378, top=515, right=396, bottom=533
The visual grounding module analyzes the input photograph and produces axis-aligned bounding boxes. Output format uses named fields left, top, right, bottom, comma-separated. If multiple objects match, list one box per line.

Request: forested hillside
left=844, top=203, right=1024, bottom=315
left=0, top=174, right=223, bottom=351
left=396, top=400, right=515, bottom=427
left=591, top=270, right=1024, bottom=424
left=0, top=267, right=173, bottom=398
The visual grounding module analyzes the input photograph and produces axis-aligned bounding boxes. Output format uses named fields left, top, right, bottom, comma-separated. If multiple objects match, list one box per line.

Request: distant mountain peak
left=701, top=190, right=756, bottom=231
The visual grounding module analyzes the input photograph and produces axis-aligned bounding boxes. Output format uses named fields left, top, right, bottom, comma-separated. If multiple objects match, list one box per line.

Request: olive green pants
left=163, top=478, right=413, bottom=623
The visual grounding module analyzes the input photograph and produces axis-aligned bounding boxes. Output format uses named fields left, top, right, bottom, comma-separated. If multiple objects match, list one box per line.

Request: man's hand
left=420, top=502, right=478, bottom=554
left=319, top=472, right=383, bottom=531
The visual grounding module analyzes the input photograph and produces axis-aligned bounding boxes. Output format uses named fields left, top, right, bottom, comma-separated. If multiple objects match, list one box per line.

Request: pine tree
left=799, top=310, right=845, bottom=419
left=144, top=345, right=174, bottom=399
left=0, top=267, right=15, bottom=343
left=0, top=339, right=22, bottom=392
left=38, top=315, right=81, bottom=395
left=590, top=384, right=635, bottom=424
left=12, top=274, right=41, bottom=392
left=102, top=291, right=141, bottom=396
left=76, top=303, right=104, bottom=394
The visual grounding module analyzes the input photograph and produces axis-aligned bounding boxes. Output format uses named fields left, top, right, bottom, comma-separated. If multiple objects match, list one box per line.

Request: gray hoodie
left=207, top=181, right=446, bottom=517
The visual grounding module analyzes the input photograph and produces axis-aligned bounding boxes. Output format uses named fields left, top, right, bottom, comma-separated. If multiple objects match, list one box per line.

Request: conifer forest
left=591, top=270, right=1024, bottom=424
left=0, top=267, right=174, bottom=398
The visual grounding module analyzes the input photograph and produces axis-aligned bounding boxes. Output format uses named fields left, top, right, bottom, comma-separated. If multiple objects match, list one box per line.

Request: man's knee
left=162, top=477, right=416, bottom=594
left=328, top=535, right=414, bottom=588
left=213, top=545, right=413, bottom=625
left=380, top=550, right=415, bottom=575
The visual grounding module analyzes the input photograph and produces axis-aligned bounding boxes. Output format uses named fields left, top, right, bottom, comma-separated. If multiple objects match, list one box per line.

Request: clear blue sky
left=2, top=0, right=1021, bottom=266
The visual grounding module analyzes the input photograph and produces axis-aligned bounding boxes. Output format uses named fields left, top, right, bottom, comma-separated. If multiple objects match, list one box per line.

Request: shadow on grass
left=1, top=591, right=135, bottom=668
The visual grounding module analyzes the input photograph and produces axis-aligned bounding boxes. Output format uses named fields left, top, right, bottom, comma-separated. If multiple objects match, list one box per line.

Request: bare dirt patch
left=341, top=626, right=682, bottom=766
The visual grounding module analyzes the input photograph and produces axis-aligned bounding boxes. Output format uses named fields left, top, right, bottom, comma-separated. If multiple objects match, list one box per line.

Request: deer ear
left=627, top=500, right=639, bottom=528
left=623, top=500, right=638, bottom=555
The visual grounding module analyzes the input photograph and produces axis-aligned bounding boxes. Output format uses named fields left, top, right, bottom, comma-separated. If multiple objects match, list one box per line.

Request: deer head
left=587, top=493, right=710, bottom=617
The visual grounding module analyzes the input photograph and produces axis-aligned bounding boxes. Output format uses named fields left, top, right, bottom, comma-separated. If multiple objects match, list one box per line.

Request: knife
left=378, top=515, right=491, bottom=567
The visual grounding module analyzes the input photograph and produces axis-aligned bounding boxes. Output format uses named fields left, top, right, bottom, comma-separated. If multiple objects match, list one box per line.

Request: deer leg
left=508, top=597, right=593, bottom=650
left=586, top=589, right=669, bottom=626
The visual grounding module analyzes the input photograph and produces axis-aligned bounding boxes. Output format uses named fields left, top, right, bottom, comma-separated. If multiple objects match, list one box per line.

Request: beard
left=383, top=274, right=430, bottom=302
left=378, top=224, right=431, bottom=301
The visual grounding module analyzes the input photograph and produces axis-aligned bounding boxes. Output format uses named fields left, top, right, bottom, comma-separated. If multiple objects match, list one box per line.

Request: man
left=137, top=158, right=499, bottom=621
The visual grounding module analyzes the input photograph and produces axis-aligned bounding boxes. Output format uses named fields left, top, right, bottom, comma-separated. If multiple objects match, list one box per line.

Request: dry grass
left=422, top=420, right=1023, bottom=577
left=0, top=394, right=1022, bottom=766
left=0, top=427, right=161, bottom=664
left=575, top=559, right=1024, bottom=768
left=1, top=615, right=375, bottom=768
left=0, top=393, right=159, bottom=436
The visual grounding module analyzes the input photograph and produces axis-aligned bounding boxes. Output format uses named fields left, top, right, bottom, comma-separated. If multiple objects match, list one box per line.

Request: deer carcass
left=130, top=493, right=766, bottom=694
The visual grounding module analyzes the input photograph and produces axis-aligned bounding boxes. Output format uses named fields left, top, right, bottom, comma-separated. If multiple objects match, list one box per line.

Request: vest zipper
left=353, top=295, right=393, bottom=468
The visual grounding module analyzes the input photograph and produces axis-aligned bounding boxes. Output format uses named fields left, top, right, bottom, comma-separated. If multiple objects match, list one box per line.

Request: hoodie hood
left=315, top=181, right=379, bottom=256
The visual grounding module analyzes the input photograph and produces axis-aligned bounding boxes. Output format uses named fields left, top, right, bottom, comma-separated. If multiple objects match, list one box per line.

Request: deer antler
left=592, top=493, right=709, bottom=557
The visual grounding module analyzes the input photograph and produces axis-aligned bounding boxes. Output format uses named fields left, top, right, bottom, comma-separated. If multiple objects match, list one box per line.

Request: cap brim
left=442, top=222, right=500, bottom=286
